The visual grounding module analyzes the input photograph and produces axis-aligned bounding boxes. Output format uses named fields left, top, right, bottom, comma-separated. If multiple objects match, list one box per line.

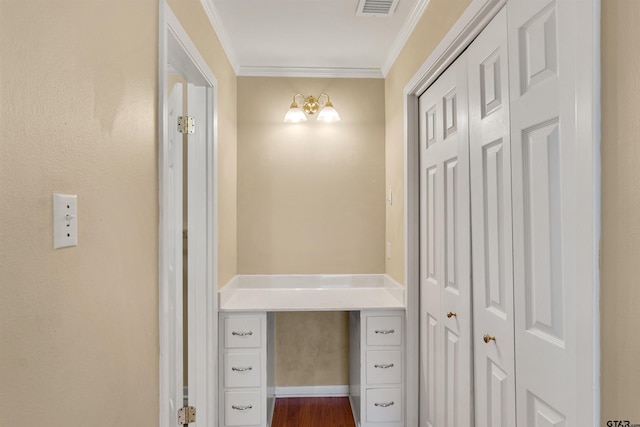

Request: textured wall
left=601, top=0, right=640, bottom=423
left=237, top=76, right=385, bottom=386
left=0, top=1, right=159, bottom=424
left=0, top=0, right=236, bottom=424
left=384, top=0, right=472, bottom=283
left=275, top=312, right=350, bottom=387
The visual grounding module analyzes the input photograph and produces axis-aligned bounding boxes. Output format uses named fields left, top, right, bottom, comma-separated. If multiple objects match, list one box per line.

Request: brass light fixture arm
left=292, top=93, right=305, bottom=107
left=291, top=93, right=333, bottom=116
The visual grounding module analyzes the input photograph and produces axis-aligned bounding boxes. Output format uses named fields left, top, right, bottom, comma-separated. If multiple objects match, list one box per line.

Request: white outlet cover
left=53, top=193, right=78, bottom=249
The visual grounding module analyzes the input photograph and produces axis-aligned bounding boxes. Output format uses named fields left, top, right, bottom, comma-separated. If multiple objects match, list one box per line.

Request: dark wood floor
left=271, top=397, right=356, bottom=427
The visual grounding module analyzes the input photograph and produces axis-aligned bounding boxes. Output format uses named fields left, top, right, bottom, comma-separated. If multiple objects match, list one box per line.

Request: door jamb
left=159, top=2, right=219, bottom=426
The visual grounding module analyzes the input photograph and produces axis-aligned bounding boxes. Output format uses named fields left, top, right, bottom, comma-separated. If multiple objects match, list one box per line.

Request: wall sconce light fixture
left=284, top=93, right=341, bottom=123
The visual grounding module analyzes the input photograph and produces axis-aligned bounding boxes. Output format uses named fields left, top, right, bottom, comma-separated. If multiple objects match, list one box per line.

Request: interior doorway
left=159, top=3, right=220, bottom=426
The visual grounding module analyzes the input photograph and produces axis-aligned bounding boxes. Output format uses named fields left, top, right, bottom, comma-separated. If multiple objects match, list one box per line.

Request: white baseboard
left=274, top=385, right=349, bottom=398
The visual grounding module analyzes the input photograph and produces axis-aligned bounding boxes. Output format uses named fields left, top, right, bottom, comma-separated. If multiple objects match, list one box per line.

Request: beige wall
left=0, top=0, right=159, bottom=424
left=0, top=0, right=236, bottom=425
left=237, top=77, right=385, bottom=274
left=601, top=0, right=640, bottom=423
left=237, top=77, right=385, bottom=385
left=384, top=0, right=472, bottom=283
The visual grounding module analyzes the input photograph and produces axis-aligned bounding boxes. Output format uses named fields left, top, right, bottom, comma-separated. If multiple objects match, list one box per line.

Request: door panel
left=521, top=120, right=564, bottom=345
left=508, top=0, right=578, bottom=424
left=444, top=328, right=459, bottom=427
left=468, top=8, right=516, bottom=427
left=425, top=314, right=438, bottom=427
left=419, top=52, right=472, bottom=427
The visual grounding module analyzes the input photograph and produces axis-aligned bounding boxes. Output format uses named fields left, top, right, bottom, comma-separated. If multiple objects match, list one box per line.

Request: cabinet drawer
left=225, top=316, right=261, bottom=348
left=365, top=388, right=402, bottom=423
left=366, top=350, right=402, bottom=385
left=224, top=353, right=261, bottom=388
left=224, top=391, right=262, bottom=426
left=366, top=316, right=402, bottom=346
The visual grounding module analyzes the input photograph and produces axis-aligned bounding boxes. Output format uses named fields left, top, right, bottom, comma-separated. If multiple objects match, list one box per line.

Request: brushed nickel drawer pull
left=231, top=331, right=253, bottom=337
left=374, top=363, right=395, bottom=369
left=231, top=405, right=253, bottom=411
left=374, top=401, right=395, bottom=408
left=231, top=366, right=253, bottom=372
left=374, top=329, right=395, bottom=335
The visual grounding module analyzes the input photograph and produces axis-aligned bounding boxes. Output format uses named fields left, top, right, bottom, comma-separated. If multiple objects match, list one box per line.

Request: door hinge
left=178, top=406, right=196, bottom=424
left=177, top=116, right=195, bottom=134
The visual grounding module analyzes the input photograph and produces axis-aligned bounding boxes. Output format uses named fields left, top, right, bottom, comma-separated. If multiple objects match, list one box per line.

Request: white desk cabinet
left=350, top=310, right=405, bottom=427
left=218, top=312, right=275, bottom=427
left=218, top=275, right=406, bottom=427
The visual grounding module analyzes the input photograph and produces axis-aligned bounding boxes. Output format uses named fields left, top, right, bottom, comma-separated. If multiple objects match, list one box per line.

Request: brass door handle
left=446, top=312, right=457, bottom=318
left=483, top=334, right=496, bottom=343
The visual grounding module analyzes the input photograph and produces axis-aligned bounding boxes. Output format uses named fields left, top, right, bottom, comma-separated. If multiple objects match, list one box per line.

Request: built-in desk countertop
left=218, top=274, right=405, bottom=312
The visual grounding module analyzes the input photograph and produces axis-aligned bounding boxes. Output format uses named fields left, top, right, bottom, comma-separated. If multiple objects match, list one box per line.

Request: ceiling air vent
left=356, top=0, right=399, bottom=17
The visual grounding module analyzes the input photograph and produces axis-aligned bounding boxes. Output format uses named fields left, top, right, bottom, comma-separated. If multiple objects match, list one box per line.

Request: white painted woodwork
left=225, top=316, right=262, bottom=349
left=351, top=311, right=405, bottom=427
left=167, top=81, right=184, bottom=426
left=224, top=353, right=262, bottom=388
left=365, top=388, right=403, bottom=422
left=219, top=274, right=405, bottom=312
left=418, top=52, right=472, bottom=427
left=508, top=0, right=598, bottom=425
left=367, top=316, right=403, bottom=346
left=404, top=3, right=510, bottom=425
left=224, top=391, right=262, bottom=426
left=186, top=82, right=211, bottom=427
left=467, top=8, right=516, bottom=427
left=160, top=5, right=220, bottom=427
left=405, top=1, right=598, bottom=426
left=219, top=312, right=270, bottom=427
left=366, top=350, right=403, bottom=385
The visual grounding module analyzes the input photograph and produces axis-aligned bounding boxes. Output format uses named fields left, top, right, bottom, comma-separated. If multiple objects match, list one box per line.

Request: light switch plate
left=53, top=193, right=78, bottom=249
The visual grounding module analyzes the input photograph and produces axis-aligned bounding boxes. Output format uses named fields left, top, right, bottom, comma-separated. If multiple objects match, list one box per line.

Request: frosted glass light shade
left=317, top=105, right=341, bottom=122
left=283, top=107, right=307, bottom=123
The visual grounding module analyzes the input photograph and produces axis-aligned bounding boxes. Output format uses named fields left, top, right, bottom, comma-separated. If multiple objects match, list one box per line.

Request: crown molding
left=381, top=0, right=431, bottom=77
left=200, top=0, right=239, bottom=74
left=200, top=0, right=430, bottom=79
left=237, top=66, right=384, bottom=79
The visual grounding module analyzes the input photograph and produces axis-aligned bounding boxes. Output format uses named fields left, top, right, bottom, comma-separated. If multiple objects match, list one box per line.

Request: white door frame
left=402, top=0, right=600, bottom=425
left=159, top=2, right=219, bottom=426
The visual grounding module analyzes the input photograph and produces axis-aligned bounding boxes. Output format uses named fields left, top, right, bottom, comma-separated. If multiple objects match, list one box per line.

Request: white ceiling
left=203, top=0, right=427, bottom=77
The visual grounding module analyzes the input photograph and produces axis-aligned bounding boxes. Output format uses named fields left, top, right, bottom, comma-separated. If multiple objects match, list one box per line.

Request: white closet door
left=468, top=8, right=516, bottom=427
left=419, top=53, right=472, bottom=427
left=508, top=1, right=583, bottom=425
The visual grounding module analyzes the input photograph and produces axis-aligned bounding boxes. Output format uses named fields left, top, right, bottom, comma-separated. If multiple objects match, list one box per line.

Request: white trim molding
left=381, top=0, right=431, bottom=76
left=274, top=385, right=350, bottom=398
left=237, top=66, right=384, bottom=79
left=200, top=0, right=239, bottom=74
left=159, top=3, right=219, bottom=427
